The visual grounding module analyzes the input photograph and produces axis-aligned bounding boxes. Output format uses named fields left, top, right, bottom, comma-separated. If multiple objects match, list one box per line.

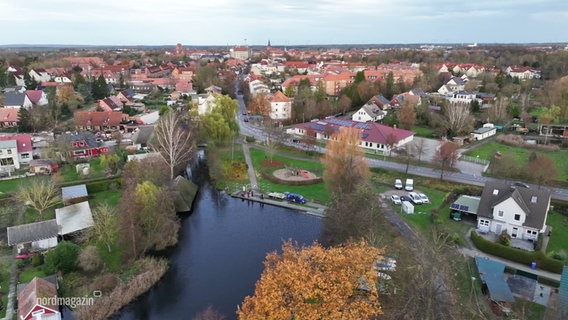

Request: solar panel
left=361, top=133, right=369, bottom=139
left=450, top=203, right=460, bottom=210
left=459, top=205, right=469, bottom=211
left=327, top=118, right=352, bottom=127
left=355, top=123, right=371, bottom=130
left=310, top=124, right=324, bottom=131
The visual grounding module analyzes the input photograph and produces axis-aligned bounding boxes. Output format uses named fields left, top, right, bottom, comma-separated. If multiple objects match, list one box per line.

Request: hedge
left=260, top=169, right=323, bottom=186
left=471, top=231, right=564, bottom=274
left=85, top=177, right=122, bottom=193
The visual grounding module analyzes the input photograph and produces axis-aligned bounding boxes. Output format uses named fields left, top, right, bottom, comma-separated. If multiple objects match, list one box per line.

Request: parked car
left=284, top=192, right=307, bottom=204
left=390, top=195, right=401, bottom=205
left=408, top=192, right=423, bottom=205
left=405, top=179, right=414, bottom=191
left=268, top=192, right=286, bottom=200
left=400, top=195, right=411, bottom=203
left=394, top=179, right=403, bottom=189
left=419, top=193, right=430, bottom=204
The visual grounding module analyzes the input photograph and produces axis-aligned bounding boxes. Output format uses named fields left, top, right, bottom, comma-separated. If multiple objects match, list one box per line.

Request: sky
left=0, top=0, right=567, bottom=46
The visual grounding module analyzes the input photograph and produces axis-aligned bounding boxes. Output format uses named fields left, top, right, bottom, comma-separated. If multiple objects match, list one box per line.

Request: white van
left=405, top=179, right=414, bottom=191
left=408, top=192, right=423, bottom=205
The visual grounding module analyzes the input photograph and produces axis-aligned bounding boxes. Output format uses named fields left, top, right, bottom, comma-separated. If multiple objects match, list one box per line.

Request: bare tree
left=83, top=204, right=119, bottom=253
left=153, top=112, right=194, bottom=180
left=433, top=141, right=459, bottom=180
left=16, top=177, right=60, bottom=216
left=415, top=138, right=428, bottom=162
left=443, top=103, right=473, bottom=136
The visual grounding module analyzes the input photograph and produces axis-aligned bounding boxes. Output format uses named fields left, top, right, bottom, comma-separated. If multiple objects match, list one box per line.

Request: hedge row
left=260, top=169, right=322, bottom=186
left=85, top=177, right=122, bottom=193
left=470, top=231, right=564, bottom=274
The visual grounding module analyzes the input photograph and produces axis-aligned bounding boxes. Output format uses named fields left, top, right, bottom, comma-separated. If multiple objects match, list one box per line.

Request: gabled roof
left=360, top=102, right=383, bottom=117
left=271, top=91, right=291, bottom=103
left=4, top=92, right=27, bottom=106
left=24, top=90, right=44, bottom=104
left=0, top=134, right=33, bottom=153
left=61, top=184, right=88, bottom=202
left=7, top=219, right=58, bottom=245
left=74, top=111, right=125, bottom=127
left=0, top=108, right=19, bottom=123
left=477, top=181, right=551, bottom=229
left=18, top=277, right=59, bottom=320
left=55, top=201, right=94, bottom=235
left=371, top=95, right=391, bottom=106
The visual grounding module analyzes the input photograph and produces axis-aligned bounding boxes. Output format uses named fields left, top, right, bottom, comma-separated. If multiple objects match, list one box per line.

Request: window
left=0, top=158, right=14, bottom=166
left=479, top=219, right=489, bottom=227
left=514, top=214, right=521, bottom=221
left=498, top=210, right=503, bottom=217
left=7, top=149, right=11, bottom=155
left=21, top=153, right=30, bottom=159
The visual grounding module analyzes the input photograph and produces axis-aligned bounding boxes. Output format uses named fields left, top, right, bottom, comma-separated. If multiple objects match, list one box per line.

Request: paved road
left=234, top=97, right=568, bottom=202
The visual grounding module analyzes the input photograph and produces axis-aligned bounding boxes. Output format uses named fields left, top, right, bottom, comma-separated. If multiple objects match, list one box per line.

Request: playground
left=272, top=167, right=319, bottom=182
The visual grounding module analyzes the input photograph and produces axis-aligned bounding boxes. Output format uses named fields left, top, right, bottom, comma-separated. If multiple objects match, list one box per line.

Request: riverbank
left=230, top=191, right=326, bottom=218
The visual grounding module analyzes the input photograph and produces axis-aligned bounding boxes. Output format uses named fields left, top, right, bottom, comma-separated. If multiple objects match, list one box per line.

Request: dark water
left=114, top=181, right=323, bottom=320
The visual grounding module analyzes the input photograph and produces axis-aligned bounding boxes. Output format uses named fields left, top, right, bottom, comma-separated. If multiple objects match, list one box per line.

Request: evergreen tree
left=385, top=72, right=395, bottom=99
left=92, top=75, right=109, bottom=100
left=17, top=108, right=33, bottom=132
left=23, top=71, right=39, bottom=90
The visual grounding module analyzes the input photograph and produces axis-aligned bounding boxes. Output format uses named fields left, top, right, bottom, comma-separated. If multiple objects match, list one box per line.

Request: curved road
left=235, top=93, right=568, bottom=202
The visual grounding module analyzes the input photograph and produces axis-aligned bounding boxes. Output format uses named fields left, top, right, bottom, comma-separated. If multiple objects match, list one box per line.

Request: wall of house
left=269, top=101, right=291, bottom=120
left=352, top=109, right=372, bottom=122
left=0, top=146, right=20, bottom=170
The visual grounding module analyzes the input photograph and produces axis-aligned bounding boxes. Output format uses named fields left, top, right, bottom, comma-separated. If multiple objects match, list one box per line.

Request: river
left=114, top=174, right=323, bottom=319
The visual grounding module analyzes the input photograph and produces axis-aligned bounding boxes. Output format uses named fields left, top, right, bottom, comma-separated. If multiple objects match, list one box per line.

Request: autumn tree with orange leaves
left=248, top=92, right=270, bottom=116
left=321, top=126, right=369, bottom=197
left=238, top=240, right=383, bottom=320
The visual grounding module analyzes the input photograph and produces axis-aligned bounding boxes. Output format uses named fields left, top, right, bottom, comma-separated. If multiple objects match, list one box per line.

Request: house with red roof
left=0, top=108, right=20, bottom=128
left=98, top=96, right=124, bottom=112
left=0, top=134, right=33, bottom=168
left=506, top=66, right=541, bottom=80
left=287, top=118, right=414, bottom=155
left=17, top=277, right=61, bottom=320
left=269, top=91, right=292, bottom=120
left=74, top=111, right=126, bottom=132
left=25, top=90, right=49, bottom=106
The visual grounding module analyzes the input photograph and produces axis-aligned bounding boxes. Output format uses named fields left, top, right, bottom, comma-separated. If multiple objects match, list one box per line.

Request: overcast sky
left=1, top=0, right=566, bottom=46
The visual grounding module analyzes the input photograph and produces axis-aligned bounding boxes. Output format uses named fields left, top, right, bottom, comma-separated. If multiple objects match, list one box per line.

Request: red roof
left=0, top=108, right=19, bottom=123
left=75, top=111, right=125, bottom=127
left=271, top=91, right=291, bottom=103
left=0, top=134, right=32, bottom=153
left=25, top=90, right=44, bottom=104
left=294, top=118, right=414, bottom=145
left=18, top=277, right=59, bottom=320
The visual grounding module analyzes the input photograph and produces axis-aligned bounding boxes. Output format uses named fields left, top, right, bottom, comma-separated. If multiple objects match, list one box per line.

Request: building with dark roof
left=7, top=219, right=59, bottom=253
left=287, top=117, right=414, bottom=155
left=476, top=181, right=551, bottom=241
left=3, top=92, right=33, bottom=109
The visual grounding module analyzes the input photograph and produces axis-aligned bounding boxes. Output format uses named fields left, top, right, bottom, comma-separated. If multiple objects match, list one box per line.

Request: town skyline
left=1, top=0, right=567, bottom=46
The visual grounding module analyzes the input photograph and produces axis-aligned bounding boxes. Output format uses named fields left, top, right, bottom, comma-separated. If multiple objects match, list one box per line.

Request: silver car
left=419, top=193, right=430, bottom=204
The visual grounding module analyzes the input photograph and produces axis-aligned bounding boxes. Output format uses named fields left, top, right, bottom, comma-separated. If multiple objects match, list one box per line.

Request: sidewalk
left=242, top=143, right=259, bottom=191
left=460, top=228, right=561, bottom=282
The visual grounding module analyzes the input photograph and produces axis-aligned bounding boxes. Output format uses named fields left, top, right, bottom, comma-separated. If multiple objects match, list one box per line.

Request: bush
left=31, top=254, right=44, bottom=267
left=44, top=241, right=80, bottom=274
left=245, top=136, right=256, bottom=143
left=498, top=230, right=511, bottom=246
left=85, top=178, right=122, bottom=193
left=92, top=273, right=118, bottom=293
left=78, top=246, right=103, bottom=272
left=471, top=231, right=564, bottom=274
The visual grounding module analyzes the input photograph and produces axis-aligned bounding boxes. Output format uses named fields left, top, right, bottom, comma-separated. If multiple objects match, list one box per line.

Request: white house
left=269, top=91, right=292, bottom=120
left=476, top=181, right=551, bottom=241
left=0, top=139, right=20, bottom=172
left=352, top=102, right=385, bottom=122
left=448, top=90, right=480, bottom=105
left=438, top=76, right=467, bottom=95
left=195, top=93, right=217, bottom=115
left=7, top=220, right=59, bottom=254
left=3, top=92, right=33, bottom=109
left=506, top=66, right=541, bottom=80
left=471, top=123, right=497, bottom=141
left=287, top=118, right=414, bottom=155
left=29, top=68, right=52, bottom=82
left=248, top=79, right=270, bottom=96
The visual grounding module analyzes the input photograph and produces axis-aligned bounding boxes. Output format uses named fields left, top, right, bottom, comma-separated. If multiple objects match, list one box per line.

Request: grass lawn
left=545, top=212, right=568, bottom=254
left=0, top=176, right=30, bottom=195
left=412, top=125, right=437, bottom=138
left=19, top=266, right=46, bottom=283
left=464, top=141, right=568, bottom=181
left=249, top=147, right=329, bottom=204
left=90, top=189, right=123, bottom=208
left=23, top=205, right=56, bottom=224
left=57, top=158, right=107, bottom=183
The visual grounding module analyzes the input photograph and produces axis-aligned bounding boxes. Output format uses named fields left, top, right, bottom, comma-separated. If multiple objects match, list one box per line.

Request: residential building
left=230, top=46, right=251, bottom=60
left=476, top=181, right=551, bottom=241
left=0, top=139, right=19, bottom=172
left=28, top=68, right=52, bottom=83
left=0, top=108, right=20, bottom=128
left=7, top=220, right=59, bottom=254
left=18, top=277, right=62, bottom=320
left=287, top=118, right=414, bottom=154
left=57, top=132, right=109, bottom=160
left=448, top=90, right=480, bottom=105
left=3, top=92, right=33, bottom=109
left=269, top=91, right=292, bottom=120
left=248, top=79, right=270, bottom=96
left=506, top=66, right=541, bottom=80
left=74, top=111, right=126, bottom=132
left=368, top=95, right=391, bottom=110
left=25, top=90, right=49, bottom=106
left=0, top=134, right=33, bottom=167
left=352, top=102, right=385, bottom=122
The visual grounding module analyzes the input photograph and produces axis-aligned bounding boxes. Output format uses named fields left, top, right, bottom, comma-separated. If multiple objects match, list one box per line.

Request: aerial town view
left=0, top=1, right=568, bottom=320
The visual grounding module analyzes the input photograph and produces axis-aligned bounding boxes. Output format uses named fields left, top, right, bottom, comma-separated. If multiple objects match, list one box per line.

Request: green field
left=249, top=147, right=329, bottom=204
left=412, top=125, right=437, bottom=138
left=465, top=141, right=568, bottom=181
